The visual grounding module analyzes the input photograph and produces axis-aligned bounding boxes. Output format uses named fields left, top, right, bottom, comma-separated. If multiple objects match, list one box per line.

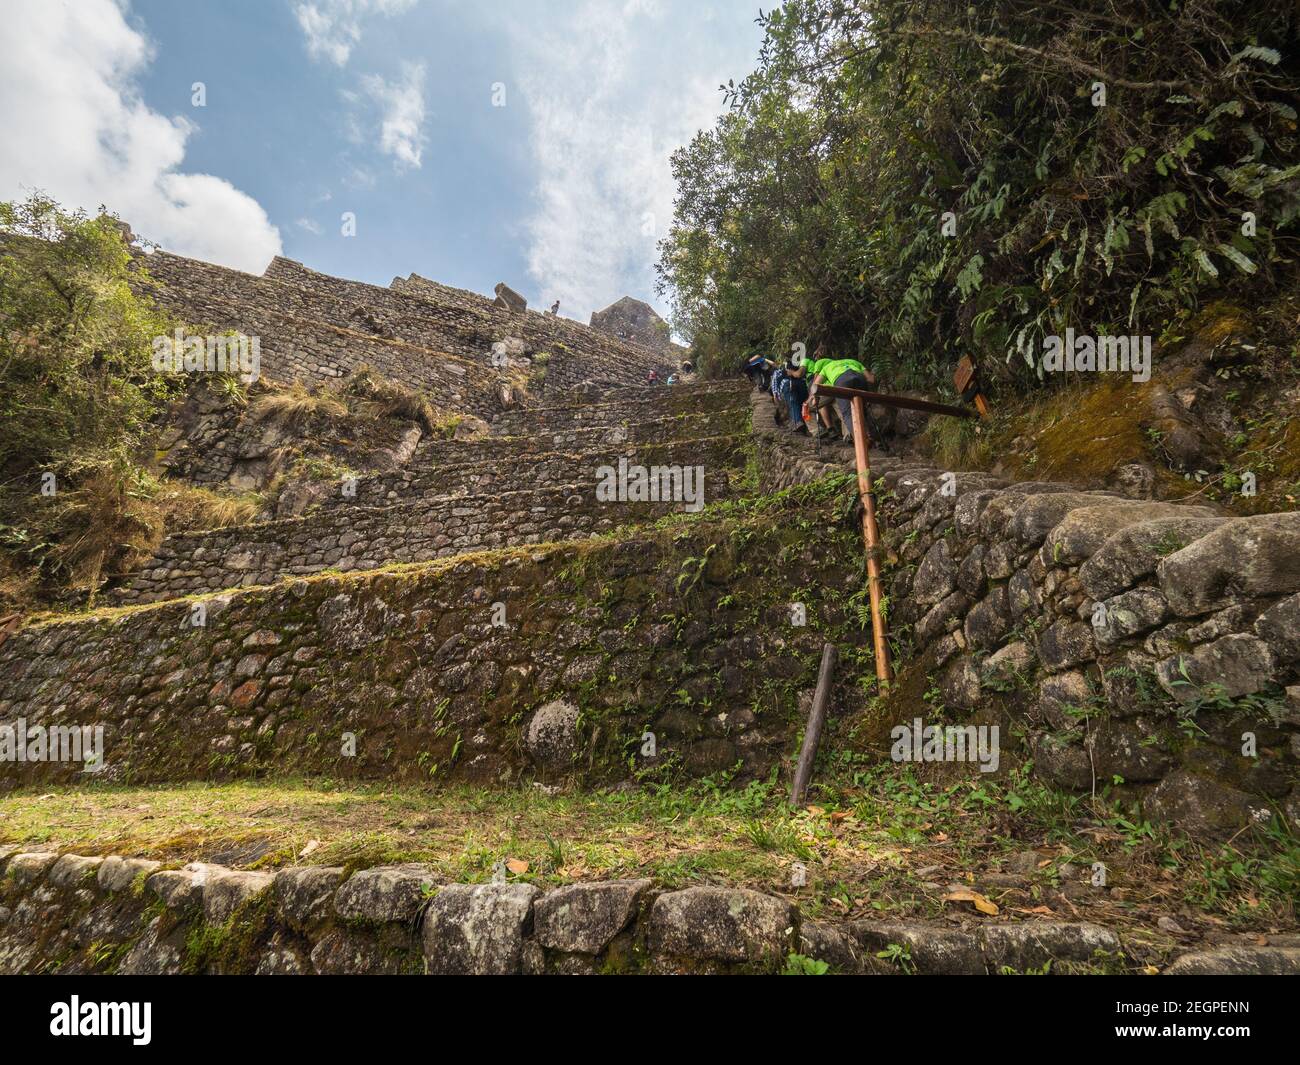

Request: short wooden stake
left=790, top=642, right=837, bottom=807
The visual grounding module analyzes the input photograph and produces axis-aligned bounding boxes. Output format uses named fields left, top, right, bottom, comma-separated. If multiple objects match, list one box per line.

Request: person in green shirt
left=794, top=344, right=880, bottom=444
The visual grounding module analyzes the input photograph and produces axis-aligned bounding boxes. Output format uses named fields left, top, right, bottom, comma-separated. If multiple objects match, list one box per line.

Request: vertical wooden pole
left=790, top=642, right=837, bottom=807
left=851, top=395, right=892, bottom=688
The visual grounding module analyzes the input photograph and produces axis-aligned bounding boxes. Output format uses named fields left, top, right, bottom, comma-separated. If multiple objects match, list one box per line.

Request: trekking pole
left=850, top=395, right=892, bottom=688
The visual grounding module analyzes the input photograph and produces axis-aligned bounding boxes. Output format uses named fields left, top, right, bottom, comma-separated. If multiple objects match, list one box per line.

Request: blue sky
left=0, top=0, right=766, bottom=324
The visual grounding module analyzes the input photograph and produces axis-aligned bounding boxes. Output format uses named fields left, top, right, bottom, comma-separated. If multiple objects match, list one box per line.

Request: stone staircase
left=111, top=382, right=752, bottom=604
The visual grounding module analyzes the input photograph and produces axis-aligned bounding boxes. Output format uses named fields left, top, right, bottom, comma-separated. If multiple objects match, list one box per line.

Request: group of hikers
left=743, top=343, right=885, bottom=447
left=646, top=360, right=694, bottom=387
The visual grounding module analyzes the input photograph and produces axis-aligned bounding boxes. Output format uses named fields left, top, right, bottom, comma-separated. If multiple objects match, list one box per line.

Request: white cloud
left=293, top=0, right=417, bottom=67
left=0, top=0, right=281, bottom=273
left=360, top=62, right=427, bottom=171
left=505, top=0, right=755, bottom=322
left=297, top=217, right=325, bottom=234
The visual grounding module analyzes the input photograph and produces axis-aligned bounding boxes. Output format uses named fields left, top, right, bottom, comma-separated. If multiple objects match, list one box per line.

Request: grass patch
left=3, top=769, right=1294, bottom=944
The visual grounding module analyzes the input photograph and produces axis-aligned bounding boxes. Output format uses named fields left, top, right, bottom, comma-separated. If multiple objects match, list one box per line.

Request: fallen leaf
left=298, top=839, right=320, bottom=859
left=505, top=858, right=529, bottom=875
left=943, top=888, right=999, bottom=916
left=806, top=805, right=825, bottom=816
left=1012, top=905, right=1055, bottom=915
left=1142, top=965, right=1160, bottom=976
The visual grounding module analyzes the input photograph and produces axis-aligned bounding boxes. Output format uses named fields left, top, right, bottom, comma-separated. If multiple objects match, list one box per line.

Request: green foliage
left=657, top=1, right=1299, bottom=390
left=782, top=952, right=830, bottom=975
left=0, top=194, right=178, bottom=477
left=0, top=194, right=181, bottom=603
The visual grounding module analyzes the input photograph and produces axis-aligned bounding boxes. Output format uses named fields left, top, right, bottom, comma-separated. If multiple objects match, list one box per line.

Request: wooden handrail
left=813, top=384, right=976, bottom=419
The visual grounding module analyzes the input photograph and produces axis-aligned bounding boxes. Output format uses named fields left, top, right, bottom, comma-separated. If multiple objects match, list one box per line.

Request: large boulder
left=913, top=540, right=957, bottom=607
left=1037, top=670, right=1091, bottom=730
left=492, top=282, right=527, bottom=313
left=1157, top=513, right=1300, bottom=616
left=648, top=887, right=794, bottom=968
left=1079, top=516, right=1226, bottom=600
left=97, top=856, right=161, bottom=894
left=1164, top=947, right=1300, bottom=975
left=532, top=879, right=651, bottom=955
left=1036, top=619, right=1096, bottom=672
left=1092, top=587, right=1170, bottom=650
left=422, top=882, right=541, bottom=975
left=524, top=699, right=580, bottom=771
left=274, top=866, right=345, bottom=933
left=1155, top=634, right=1276, bottom=703
left=852, top=921, right=984, bottom=975
left=1008, top=492, right=1122, bottom=547
left=1044, top=502, right=1213, bottom=566
left=979, top=923, right=1121, bottom=972
left=1146, top=769, right=1275, bottom=838
left=203, top=869, right=274, bottom=925
left=1254, top=592, right=1300, bottom=664
left=334, top=864, right=435, bottom=924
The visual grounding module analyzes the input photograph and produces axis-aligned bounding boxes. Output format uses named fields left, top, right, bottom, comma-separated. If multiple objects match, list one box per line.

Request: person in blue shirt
left=769, top=360, right=809, bottom=434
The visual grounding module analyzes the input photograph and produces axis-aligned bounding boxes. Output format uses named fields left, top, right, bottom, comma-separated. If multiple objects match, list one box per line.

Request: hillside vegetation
left=657, top=0, right=1299, bottom=394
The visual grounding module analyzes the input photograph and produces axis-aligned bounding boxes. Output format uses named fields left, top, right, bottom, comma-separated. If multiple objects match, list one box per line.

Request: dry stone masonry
left=3, top=242, right=1300, bottom=977
left=11, top=845, right=1288, bottom=975
left=751, top=391, right=1300, bottom=838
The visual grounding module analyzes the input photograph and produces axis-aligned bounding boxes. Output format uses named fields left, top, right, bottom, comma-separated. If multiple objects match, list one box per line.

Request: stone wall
left=15, top=846, right=1262, bottom=975
left=349, top=434, right=746, bottom=509
left=0, top=490, right=866, bottom=789
left=141, top=252, right=507, bottom=418
left=257, top=257, right=656, bottom=390
left=113, top=472, right=736, bottom=604
left=113, top=386, right=751, bottom=603
left=751, top=392, right=1300, bottom=837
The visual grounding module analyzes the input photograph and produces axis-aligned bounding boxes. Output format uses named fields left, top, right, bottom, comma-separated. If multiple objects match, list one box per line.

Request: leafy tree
left=0, top=194, right=180, bottom=604
left=657, top=0, right=1300, bottom=390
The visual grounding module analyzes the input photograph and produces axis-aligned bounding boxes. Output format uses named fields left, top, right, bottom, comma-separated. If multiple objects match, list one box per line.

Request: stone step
left=350, top=432, right=748, bottom=508
left=492, top=382, right=748, bottom=428
left=111, top=471, right=735, bottom=605
left=413, top=407, right=750, bottom=466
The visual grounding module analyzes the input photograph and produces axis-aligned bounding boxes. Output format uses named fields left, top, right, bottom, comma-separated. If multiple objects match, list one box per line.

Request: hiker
left=769, top=359, right=810, bottom=434
left=647, top=368, right=660, bottom=385
left=801, top=345, right=885, bottom=446
left=667, top=372, right=679, bottom=386
left=742, top=353, right=775, bottom=393
left=549, top=300, right=560, bottom=315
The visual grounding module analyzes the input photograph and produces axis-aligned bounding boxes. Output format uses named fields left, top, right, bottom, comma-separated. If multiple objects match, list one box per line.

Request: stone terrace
left=139, top=249, right=667, bottom=414
left=111, top=382, right=751, bottom=604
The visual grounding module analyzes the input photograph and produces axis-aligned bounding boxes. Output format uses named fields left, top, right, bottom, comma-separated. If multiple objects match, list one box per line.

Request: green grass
left=4, top=766, right=1295, bottom=939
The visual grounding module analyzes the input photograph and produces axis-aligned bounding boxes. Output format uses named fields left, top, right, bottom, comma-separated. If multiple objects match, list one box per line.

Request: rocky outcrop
left=589, top=296, right=680, bottom=360
left=492, top=283, right=527, bottom=313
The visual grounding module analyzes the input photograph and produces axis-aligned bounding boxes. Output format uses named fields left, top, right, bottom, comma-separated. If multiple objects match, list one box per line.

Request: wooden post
left=790, top=642, right=837, bottom=807
left=851, top=395, right=893, bottom=688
